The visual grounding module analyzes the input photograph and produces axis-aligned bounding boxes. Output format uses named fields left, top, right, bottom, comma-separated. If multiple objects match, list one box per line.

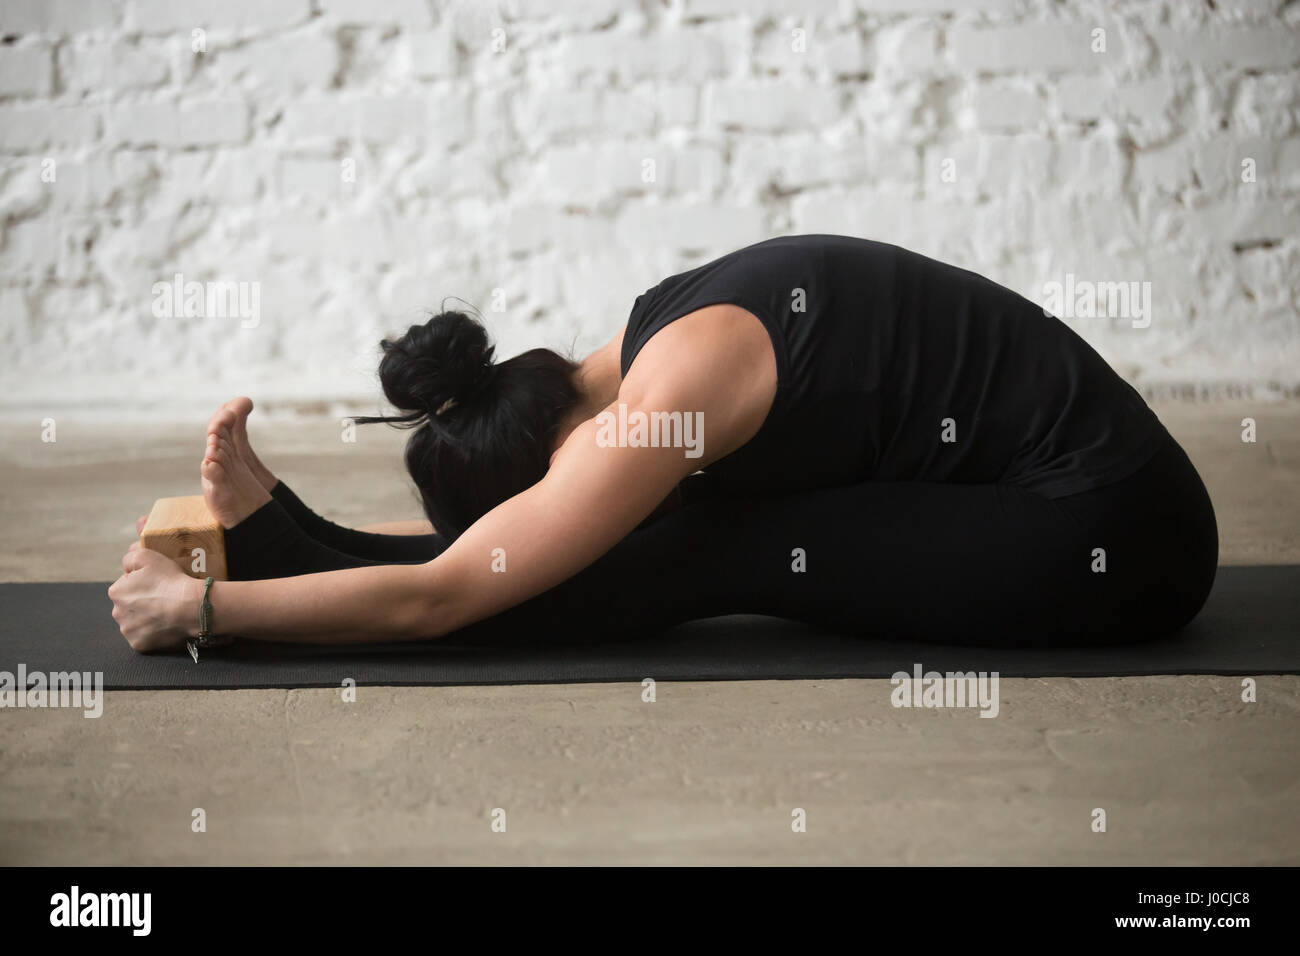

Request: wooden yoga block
left=140, top=495, right=227, bottom=581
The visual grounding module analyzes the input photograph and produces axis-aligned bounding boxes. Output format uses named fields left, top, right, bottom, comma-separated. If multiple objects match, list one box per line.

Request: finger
left=136, top=515, right=148, bottom=535
left=122, top=548, right=155, bottom=573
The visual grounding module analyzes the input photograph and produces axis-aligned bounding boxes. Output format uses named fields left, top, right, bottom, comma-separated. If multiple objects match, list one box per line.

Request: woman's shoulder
left=619, top=304, right=781, bottom=468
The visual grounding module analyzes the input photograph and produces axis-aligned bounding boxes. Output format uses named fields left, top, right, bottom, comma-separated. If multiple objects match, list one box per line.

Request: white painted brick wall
left=0, top=0, right=1298, bottom=416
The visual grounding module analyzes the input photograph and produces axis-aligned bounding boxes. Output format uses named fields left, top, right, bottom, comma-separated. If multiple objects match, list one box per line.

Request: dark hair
left=356, top=310, right=582, bottom=540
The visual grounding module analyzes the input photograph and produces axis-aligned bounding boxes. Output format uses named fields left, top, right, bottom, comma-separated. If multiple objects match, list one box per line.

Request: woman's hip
left=1050, top=430, right=1219, bottom=637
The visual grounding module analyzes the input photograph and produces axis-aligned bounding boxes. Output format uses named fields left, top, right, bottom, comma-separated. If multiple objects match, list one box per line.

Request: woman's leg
left=1050, top=430, right=1219, bottom=639
left=220, top=474, right=708, bottom=580
left=222, top=498, right=431, bottom=580
left=455, top=432, right=1217, bottom=647
left=222, top=433, right=1217, bottom=646
left=205, top=396, right=447, bottom=565
left=458, top=475, right=1094, bottom=645
left=268, top=481, right=448, bottom=563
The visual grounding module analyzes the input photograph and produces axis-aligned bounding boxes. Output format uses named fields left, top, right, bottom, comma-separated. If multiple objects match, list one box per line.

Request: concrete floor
left=1, top=401, right=1298, bottom=864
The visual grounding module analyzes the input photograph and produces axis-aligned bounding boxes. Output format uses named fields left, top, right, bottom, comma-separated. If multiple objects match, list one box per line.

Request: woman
left=109, top=235, right=1218, bottom=651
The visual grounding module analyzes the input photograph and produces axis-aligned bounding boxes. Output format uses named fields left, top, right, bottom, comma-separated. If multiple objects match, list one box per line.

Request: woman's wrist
left=177, top=575, right=207, bottom=639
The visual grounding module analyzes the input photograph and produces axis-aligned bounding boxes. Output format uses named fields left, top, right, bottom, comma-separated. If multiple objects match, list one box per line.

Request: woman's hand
left=109, top=545, right=202, bottom=653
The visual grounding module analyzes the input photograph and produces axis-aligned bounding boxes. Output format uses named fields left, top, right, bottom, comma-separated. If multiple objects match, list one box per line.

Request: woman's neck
left=574, top=337, right=622, bottom=418
left=552, top=338, right=623, bottom=456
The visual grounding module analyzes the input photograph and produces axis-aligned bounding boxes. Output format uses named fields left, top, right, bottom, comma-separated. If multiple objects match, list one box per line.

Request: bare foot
left=207, top=396, right=277, bottom=493
left=201, top=424, right=272, bottom=529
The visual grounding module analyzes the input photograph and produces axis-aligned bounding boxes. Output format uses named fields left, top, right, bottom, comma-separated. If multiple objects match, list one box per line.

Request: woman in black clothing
left=108, top=235, right=1218, bottom=651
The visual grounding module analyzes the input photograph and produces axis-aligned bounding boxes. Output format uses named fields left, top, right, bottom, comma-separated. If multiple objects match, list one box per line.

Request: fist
left=109, top=547, right=198, bottom=653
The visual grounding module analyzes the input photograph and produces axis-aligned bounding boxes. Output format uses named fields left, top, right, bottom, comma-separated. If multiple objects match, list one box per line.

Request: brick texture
left=0, top=0, right=1297, bottom=411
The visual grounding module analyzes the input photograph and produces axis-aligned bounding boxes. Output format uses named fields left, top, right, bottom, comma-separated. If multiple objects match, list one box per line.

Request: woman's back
left=621, top=234, right=1165, bottom=497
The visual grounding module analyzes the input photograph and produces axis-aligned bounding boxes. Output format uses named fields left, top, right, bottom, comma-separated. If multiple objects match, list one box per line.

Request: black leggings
left=224, top=428, right=1218, bottom=646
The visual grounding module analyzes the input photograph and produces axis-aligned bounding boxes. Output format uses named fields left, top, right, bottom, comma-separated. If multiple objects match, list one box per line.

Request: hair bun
left=377, top=311, right=497, bottom=420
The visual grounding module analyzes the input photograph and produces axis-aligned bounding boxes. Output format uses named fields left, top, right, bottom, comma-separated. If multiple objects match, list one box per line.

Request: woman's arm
left=187, top=408, right=692, bottom=643
left=112, top=305, right=777, bottom=649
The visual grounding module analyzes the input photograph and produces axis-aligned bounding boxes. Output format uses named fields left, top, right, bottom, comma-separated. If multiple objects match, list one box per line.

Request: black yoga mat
left=0, top=565, right=1296, bottom=689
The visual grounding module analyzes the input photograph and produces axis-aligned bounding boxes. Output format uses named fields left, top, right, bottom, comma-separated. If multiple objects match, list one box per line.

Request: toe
left=206, top=405, right=228, bottom=437
left=209, top=408, right=236, bottom=437
left=204, top=437, right=226, bottom=466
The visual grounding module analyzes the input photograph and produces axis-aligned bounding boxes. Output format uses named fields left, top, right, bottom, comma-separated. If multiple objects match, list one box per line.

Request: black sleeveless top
left=620, top=234, right=1165, bottom=499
